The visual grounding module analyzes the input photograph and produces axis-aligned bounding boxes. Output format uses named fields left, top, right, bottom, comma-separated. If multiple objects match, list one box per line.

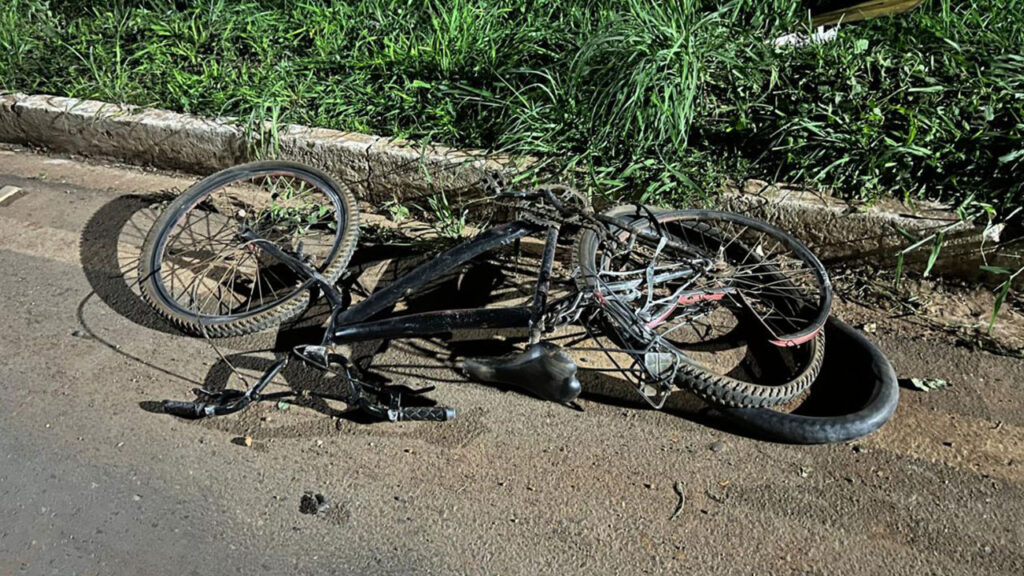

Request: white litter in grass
left=773, top=26, right=839, bottom=48
left=983, top=222, right=1005, bottom=244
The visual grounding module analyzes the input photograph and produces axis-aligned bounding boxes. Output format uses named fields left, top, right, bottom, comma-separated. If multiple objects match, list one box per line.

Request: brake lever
left=191, top=387, right=245, bottom=403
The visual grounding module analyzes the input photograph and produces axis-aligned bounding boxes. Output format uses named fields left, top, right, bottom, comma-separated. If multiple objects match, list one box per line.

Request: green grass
left=1, top=0, right=1022, bottom=209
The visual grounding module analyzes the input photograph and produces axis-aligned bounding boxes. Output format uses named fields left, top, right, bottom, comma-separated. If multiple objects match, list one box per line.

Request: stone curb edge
left=0, top=92, right=506, bottom=206
left=0, top=92, right=1017, bottom=284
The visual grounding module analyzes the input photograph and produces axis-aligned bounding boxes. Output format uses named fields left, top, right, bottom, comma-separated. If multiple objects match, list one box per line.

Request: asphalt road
left=1, top=145, right=1023, bottom=575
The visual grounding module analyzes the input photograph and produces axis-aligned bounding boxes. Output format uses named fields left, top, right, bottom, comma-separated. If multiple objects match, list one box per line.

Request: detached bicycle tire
left=139, top=161, right=360, bottom=337
left=717, top=317, right=899, bottom=444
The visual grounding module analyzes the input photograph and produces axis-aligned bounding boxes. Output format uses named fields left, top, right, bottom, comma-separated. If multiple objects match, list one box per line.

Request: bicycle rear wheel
left=139, top=161, right=360, bottom=337
left=574, top=206, right=830, bottom=408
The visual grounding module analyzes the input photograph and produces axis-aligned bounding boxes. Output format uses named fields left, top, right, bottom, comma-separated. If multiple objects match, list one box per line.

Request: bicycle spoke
left=151, top=168, right=347, bottom=321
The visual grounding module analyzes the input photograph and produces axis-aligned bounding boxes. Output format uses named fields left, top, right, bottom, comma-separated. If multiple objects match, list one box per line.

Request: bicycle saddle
left=463, top=342, right=581, bottom=404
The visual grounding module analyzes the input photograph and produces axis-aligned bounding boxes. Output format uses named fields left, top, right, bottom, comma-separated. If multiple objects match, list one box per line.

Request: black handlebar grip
left=162, top=400, right=208, bottom=418
left=397, top=406, right=456, bottom=422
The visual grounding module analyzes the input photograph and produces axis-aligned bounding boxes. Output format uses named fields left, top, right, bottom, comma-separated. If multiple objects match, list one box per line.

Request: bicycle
left=137, top=160, right=894, bottom=442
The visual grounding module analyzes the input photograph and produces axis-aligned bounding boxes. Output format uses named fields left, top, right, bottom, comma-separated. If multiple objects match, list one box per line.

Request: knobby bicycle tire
left=718, top=317, right=898, bottom=444
left=139, top=161, right=360, bottom=337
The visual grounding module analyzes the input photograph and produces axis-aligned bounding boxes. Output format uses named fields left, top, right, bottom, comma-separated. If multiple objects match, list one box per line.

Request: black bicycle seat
left=463, top=342, right=581, bottom=404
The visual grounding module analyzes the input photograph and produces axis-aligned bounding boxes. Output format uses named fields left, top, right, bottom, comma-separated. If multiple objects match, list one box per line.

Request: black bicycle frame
left=242, top=193, right=715, bottom=354
left=318, top=219, right=553, bottom=345
left=246, top=206, right=699, bottom=349
left=175, top=202, right=744, bottom=421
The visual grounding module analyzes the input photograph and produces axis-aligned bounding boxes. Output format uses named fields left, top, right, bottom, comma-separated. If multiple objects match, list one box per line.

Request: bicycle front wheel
left=574, top=206, right=830, bottom=408
left=139, top=161, right=360, bottom=337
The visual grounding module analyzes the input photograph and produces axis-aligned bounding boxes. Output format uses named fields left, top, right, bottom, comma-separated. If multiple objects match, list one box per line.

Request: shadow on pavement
left=78, top=192, right=183, bottom=335
left=77, top=193, right=892, bottom=443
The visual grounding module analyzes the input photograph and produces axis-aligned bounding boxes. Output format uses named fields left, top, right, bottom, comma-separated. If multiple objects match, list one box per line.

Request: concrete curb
left=0, top=92, right=503, bottom=206
left=721, top=183, right=1021, bottom=287
left=1, top=92, right=1019, bottom=284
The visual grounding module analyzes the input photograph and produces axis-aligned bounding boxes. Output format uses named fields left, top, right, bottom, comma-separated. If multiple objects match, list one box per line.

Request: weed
left=245, top=102, right=286, bottom=160
left=894, top=199, right=1021, bottom=332
left=424, top=191, right=467, bottom=239
left=0, top=0, right=1021, bottom=209
left=384, top=199, right=411, bottom=224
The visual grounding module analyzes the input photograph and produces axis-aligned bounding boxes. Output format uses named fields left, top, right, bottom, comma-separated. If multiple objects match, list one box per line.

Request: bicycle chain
left=514, top=184, right=591, bottom=227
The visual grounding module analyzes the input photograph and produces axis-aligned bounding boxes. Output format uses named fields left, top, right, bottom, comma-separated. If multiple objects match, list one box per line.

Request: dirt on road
left=1, top=144, right=1023, bottom=575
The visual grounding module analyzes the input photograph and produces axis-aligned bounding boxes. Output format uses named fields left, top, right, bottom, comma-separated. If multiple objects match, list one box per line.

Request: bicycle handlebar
left=396, top=406, right=456, bottom=422
left=162, top=358, right=288, bottom=419
left=161, top=400, right=211, bottom=418
left=356, top=397, right=456, bottom=422
left=161, top=398, right=252, bottom=418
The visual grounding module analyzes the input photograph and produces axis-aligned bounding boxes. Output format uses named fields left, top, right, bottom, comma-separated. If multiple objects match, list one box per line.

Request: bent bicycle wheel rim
left=589, top=207, right=832, bottom=345
left=574, top=205, right=830, bottom=407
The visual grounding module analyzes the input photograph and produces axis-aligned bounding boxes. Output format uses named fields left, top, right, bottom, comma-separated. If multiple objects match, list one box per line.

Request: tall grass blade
left=988, top=280, right=1011, bottom=335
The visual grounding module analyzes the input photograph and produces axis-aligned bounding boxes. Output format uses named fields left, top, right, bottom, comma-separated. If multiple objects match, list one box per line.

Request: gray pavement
left=1, top=144, right=1023, bottom=575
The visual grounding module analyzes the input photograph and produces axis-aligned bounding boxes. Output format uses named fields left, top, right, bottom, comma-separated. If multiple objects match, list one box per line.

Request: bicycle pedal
left=644, top=352, right=676, bottom=378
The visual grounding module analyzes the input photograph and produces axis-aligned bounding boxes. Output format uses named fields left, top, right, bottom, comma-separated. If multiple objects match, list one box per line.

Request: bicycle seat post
left=529, top=223, right=560, bottom=345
